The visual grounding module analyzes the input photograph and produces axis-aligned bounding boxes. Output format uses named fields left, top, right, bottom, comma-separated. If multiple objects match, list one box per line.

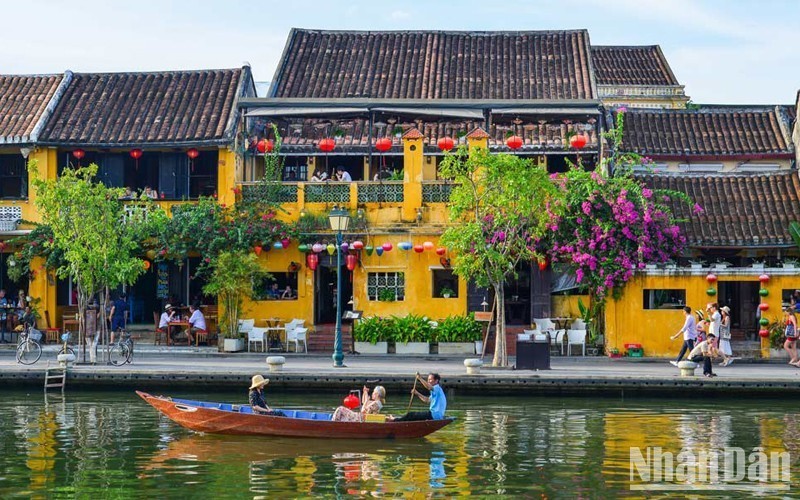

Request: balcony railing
left=422, top=181, right=456, bottom=203
left=304, top=183, right=351, bottom=203
left=357, top=181, right=404, bottom=203
left=241, top=182, right=299, bottom=203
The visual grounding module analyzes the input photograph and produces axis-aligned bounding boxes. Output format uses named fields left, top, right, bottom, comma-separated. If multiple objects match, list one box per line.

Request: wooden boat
left=137, top=391, right=453, bottom=439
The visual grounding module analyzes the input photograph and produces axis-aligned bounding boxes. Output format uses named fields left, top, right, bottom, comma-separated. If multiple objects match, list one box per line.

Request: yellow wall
left=552, top=295, right=589, bottom=318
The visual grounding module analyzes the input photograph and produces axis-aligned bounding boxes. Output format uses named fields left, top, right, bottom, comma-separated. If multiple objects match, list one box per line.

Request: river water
left=0, top=389, right=797, bottom=498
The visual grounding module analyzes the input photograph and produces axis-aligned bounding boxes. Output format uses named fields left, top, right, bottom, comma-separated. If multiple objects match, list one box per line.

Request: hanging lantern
left=759, top=303, right=770, bottom=311
left=187, top=148, right=200, bottom=159
left=538, top=258, right=548, bottom=271
left=423, top=241, right=434, bottom=251
left=569, top=134, right=587, bottom=149
left=273, top=241, right=283, bottom=249
left=759, top=288, right=769, bottom=297
left=142, top=260, right=151, bottom=270
left=436, top=247, right=447, bottom=256
left=759, top=329, right=770, bottom=338
left=312, top=243, right=325, bottom=253
left=382, top=242, right=393, bottom=252
left=759, top=274, right=770, bottom=283
left=318, top=138, right=336, bottom=153
left=375, top=247, right=384, bottom=257
left=437, top=136, right=454, bottom=152
left=130, top=148, right=143, bottom=170
left=281, top=238, right=290, bottom=249
left=759, top=317, right=770, bottom=327
left=340, top=242, right=349, bottom=252
left=254, top=245, right=263, bottom=256
left=346, top=254, right=358, bottom=271
left=706, top=287, right=717, bottom=296
left=298, top=243, right=309, bottom=253
left=327, top=244, right=336, bottom=255
left=343, top=392, right=360, bottom=410
left=365, top=245, right=374, bottom=256
left=306, top=253, right=319, bottom=271
left=399, top=242, right=412, bottom=251
left=375, top=137, right=392, bottom=152
left=706, top=273, right=717, bottom=283
left=352, top=240, right=364, bottom=251
left=72, top=149, right=85, bottom=160
left=146, top=249, right=156, bottom=260
left=256, top=139, right=274, bottom=154
left=413, top=244, right=424, bottom=254
left=506, top=135, right=523, bottom=150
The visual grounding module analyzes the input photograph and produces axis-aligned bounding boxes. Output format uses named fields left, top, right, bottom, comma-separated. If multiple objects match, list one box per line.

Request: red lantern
left=506, top=135, right=523, bottom=150
left=382, top=242, right=393, bottom=252
left=187, top=148, right=200, bottom=159
left=759, top=303, right=770, bottom=311
left=413, top=244, right=424, bottom=254
left=759, top=329, right=770, bottom=338
left=0, top=241, right=7, bottom=251
left=346, top=254, right=358, bottom=271
left=706, top=273, right=717, bottom=283
left=281, top=238, right=290, bottom=249
left=254, top=245, right=263, bottom=256
left=759, top=274, right=770, bottom=283
left=256, top=139, right=274, bottom=153
left=343, top=392, right=360, bottom=410
left=375, top=137, right=392, bottom=152
left=437, top=136, right=454, bottom=152
left=142, top=260, right=151, bottom=270
left=436, top=247, right=447, bottom=256
left=318, top=138, right=336, bottom=153
left=351, top=240, right=364, bottom=251
left=569, top=134, right=587, bottom=149
left=306, top=253, right=319, bottom=271
left=72, top=149, right=85, bottom=160
left=538, top=259, right=548, bottom=271
left=130, top=149, right=143, bottom=160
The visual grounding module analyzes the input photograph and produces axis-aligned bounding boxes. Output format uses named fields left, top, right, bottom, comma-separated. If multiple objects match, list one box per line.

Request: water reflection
left=0, top=391, right=798, bottom=497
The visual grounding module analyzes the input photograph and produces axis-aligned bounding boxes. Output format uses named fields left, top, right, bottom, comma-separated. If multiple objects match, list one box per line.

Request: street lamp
left=328, top=207, right=350, bottom=367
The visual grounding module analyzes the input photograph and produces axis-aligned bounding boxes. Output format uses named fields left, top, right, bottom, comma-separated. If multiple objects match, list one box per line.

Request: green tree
left=31, top=162, right=146, bottom=357
left=203, top=251, right=267, bottom=341
left=439, top=147, right=561, bottom=366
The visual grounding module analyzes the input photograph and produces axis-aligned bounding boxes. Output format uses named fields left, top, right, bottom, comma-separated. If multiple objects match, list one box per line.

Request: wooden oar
left=406, top=373, right=419, bottom=412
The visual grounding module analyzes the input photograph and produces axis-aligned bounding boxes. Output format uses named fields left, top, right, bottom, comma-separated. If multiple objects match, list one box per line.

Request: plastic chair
left=566, top=329, right=587, bottom=356
left=571, top=319, right=587, bottom=331
left=153, top=311, right=168, bottom=345
left=238, top=319, right=255, bottom=336
left=287, top=327, right=308, bottom=353
left=248, top=327, right=267, bottom=352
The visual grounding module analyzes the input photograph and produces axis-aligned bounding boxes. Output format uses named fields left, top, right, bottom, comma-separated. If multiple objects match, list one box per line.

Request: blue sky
left=2, top=0, right=797, bottom=104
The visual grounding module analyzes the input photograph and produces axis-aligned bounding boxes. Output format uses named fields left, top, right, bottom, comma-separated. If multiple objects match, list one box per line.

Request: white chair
left=534, top=319, right=565, bottom=354
left=566, top=329, right=587, bottom=356
left=533, top=318, right=556, bottom=333
left=571, top=319, right=587, bottom=331
left=287, top=327, right=308, bottom=353
left=248, top=327, right=267, bottom=352
left=238, top=319, right=255, bottom=336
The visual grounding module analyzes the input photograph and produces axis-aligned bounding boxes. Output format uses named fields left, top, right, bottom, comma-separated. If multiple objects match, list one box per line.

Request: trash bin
left=516, top=333, right=551, bottom=370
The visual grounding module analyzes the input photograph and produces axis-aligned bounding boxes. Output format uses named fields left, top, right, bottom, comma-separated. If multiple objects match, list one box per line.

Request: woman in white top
left=718, top=306, right=733, bottom=366
left=707, top=303, right=721, bottom=347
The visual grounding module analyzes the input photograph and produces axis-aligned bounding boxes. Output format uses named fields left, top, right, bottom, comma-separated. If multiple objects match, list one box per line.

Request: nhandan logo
left=629, top=447, right=791, bottom=492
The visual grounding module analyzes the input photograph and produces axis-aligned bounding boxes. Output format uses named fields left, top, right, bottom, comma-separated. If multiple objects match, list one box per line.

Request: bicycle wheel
left=109, top=343, right=129, bottom=366
left=16, top=340, right=42, bottom=365
left=125, top=339, right=134, bottom=364
left=57, top=346, right=76, bottom=357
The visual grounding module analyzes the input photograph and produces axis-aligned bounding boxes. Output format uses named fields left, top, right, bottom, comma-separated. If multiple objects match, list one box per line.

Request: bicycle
left=58, top=330, right=75, bottom=357
left=16, top=325, right=42, bottom=365
left=109, top=328, right=133, bottom=366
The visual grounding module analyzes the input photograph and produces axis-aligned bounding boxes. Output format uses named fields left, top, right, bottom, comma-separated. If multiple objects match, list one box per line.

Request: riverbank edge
left=3, top=368, right=799, bottom=398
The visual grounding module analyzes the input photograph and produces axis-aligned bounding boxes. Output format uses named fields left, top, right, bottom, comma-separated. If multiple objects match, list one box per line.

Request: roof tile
left=591, top=46, right=679, bottom=86
left=0, top=74, right=63, bottom=144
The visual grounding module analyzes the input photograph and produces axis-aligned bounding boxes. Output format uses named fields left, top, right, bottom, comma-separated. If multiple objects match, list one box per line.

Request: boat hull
left=136, top=391, right=453, bottom=439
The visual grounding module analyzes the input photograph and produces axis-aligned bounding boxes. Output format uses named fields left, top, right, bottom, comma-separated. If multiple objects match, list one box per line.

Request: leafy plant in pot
left=440, top=287, right=455, bottom=299
left=353, top=316, right=391, bottom=353
left=435, top=314, right=482, bottom=354
left=390, top=314, right=434, bottom=354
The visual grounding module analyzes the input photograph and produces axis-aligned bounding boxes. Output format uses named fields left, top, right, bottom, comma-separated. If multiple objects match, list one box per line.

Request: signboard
left=156, top=263, right=169, bottom=299
left=474, top=311, right=493, bottom=322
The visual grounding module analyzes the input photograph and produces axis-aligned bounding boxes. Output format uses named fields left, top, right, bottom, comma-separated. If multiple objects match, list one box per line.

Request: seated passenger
left=248, top=375, right=285, bottom=416
left=332, top=385, right=386, bottom=422
left=388, top=373, right=446, bottom=421
left=281, top=285, right=295, bottom=300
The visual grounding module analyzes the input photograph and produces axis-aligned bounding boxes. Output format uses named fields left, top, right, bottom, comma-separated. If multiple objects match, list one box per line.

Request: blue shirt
left=429, top=384, right=446, bottom=420
left=112, top=298, right=128, bottom=319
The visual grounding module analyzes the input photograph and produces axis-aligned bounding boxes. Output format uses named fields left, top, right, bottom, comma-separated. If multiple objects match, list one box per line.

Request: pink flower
left=693, top=203, right=704, bottom=215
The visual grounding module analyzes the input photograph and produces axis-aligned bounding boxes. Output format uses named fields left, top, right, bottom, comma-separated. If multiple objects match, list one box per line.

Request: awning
left=371, top=107, right=485, bottom=119
left=491, top=107, right=600, bottom=116
left=246, top=107, right=369, bottom=117
left=551, top=272, right=582, bottom=293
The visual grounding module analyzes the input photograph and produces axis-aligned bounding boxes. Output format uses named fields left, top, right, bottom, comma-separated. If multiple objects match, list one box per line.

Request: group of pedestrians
left=670, top=302, right=735, bottom=377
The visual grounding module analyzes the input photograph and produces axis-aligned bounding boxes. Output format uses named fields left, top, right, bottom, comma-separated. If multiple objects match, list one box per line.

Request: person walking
left=718, top=306, right=734, bottom=366
left=784, top=307, right=799, bottom=366
left=670, top=306, right=696, bottom=366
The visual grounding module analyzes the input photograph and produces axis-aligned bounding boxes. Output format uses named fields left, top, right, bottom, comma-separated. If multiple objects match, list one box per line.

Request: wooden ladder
left=44, top=362, right=67, bottom=393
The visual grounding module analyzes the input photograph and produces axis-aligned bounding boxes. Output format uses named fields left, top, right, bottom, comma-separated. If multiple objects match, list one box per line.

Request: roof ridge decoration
left=466, top=127, right=490, bottom=139
left=402, top=127, right=423, bottom=139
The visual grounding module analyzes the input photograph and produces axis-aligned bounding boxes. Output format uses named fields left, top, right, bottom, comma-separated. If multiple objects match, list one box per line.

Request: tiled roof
left=40, top=68, right=250, bottom=146
left=271, top=29, right=596, bottom=100
left=0, top=74, right=64, bottom=144
left=640, top=172, right=800, bottom=247
left=466, top=127, right=490, bottom=139
left=591, top=46, right=679, bottom=86
left=619, top=107, right=794, bottom=157
left=260, top=117, right=598, bottom=153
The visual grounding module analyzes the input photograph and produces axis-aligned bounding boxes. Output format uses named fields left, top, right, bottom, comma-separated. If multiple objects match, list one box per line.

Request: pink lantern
left=706, top=273, right=717, bottom=283
left=281, top=238, right=290, bottom=249
left=312, top=243, right=325, bottom=253
left=346, top=254, right=358, bottom=271
left=423, top=241, right=434, bottom=251
left=306, top=253, right=319, bottom=271
left=382, top=243, right=393, bottom=252
left=759, top=274, right=770, bottom=283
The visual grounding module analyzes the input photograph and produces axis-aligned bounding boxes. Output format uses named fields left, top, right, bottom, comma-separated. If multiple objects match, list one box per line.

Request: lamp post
left=328, top=207, right=350, bottom=367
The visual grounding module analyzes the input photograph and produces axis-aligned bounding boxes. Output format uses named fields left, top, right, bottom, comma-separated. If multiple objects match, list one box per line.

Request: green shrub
left=390, top=314, right=434, bottom=343
left=435, top=314, right=482, bottom=342
left=378, top=289, right=397, bottom=302
left=353, top=317, right=391, bottom=344
left=768, top=316, right=787, bottom=349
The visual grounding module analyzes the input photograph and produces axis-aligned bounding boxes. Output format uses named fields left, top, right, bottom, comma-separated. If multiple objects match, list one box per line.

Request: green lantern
left=298, top=243, right=308, bottom=253
left=759, top=317, right=770, bottom=327
left=365, top=245, right=374, bottom=256
left=706, top=287, right=717, bottom=296
left=759, top=288, right=769, bottom=297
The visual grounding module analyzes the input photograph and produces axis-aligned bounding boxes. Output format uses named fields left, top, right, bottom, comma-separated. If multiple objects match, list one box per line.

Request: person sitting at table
left=187, top=303, right=206, bottom=345
left=281, top=285, right=295, bottom=300
left=267, top=283, right=280, bottom=299
left=159, top=304, right=175, bottom=341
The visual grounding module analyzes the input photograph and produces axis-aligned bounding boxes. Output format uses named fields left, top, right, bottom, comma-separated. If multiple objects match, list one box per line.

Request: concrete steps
left=308, top=324, right=353, bottom=353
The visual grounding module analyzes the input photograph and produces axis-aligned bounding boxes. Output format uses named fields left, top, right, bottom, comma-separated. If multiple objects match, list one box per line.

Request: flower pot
left=609, top=353, right=622, bottom=359
left=770, top=348, right=788, bottom=359
left=439, top=342, right=475, bottom=355
left=782, top=263, right=796, bottom=269
left=442, top=294, right=451, bottom=299
left=354, top=341, right=388, bottom=354
left=395, top=342, right=430, bottom=354
left=223, top=338, right=245, bottom=352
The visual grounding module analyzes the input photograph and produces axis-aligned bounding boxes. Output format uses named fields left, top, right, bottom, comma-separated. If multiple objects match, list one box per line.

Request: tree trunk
left=77, top=283, right=88, bottom=364
left=492, top=283, right=508, bottom=367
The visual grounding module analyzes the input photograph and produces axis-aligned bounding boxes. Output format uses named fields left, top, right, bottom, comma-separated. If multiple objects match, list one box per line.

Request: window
left=0, top=154, right=27, bottom=199
left=253, top=272, right=298, bottom=301
left=367, top=272, right=405, bottom=301
left=432, top=269, right=458, bottom=298
left=643, top=289, right=686, bottom=310
left=678, top=163, right=724, bottom=173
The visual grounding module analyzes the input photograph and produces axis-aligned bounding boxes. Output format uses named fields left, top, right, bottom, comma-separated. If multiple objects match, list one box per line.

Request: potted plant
left=608, top=347, right=622, bottom=359
left=353, top=316, right=390, bottom=354
left=392, top=125, right=404, bottom=137
left=391, top=314, right=433, bottom=354
left=378, top=289, right=396, bottom=302
left=783, top=258, right=799, bottom=269
left=440, top=287, right=455, bottom=299
left=435, top=314, right=482, bottom=354
left=751, top=259, right=766, bottom=271
left=688, top=259, right=704, bottom=270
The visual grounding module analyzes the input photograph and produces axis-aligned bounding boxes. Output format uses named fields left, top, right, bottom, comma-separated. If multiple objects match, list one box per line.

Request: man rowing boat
left=388, top=373, right=446, bottom=422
